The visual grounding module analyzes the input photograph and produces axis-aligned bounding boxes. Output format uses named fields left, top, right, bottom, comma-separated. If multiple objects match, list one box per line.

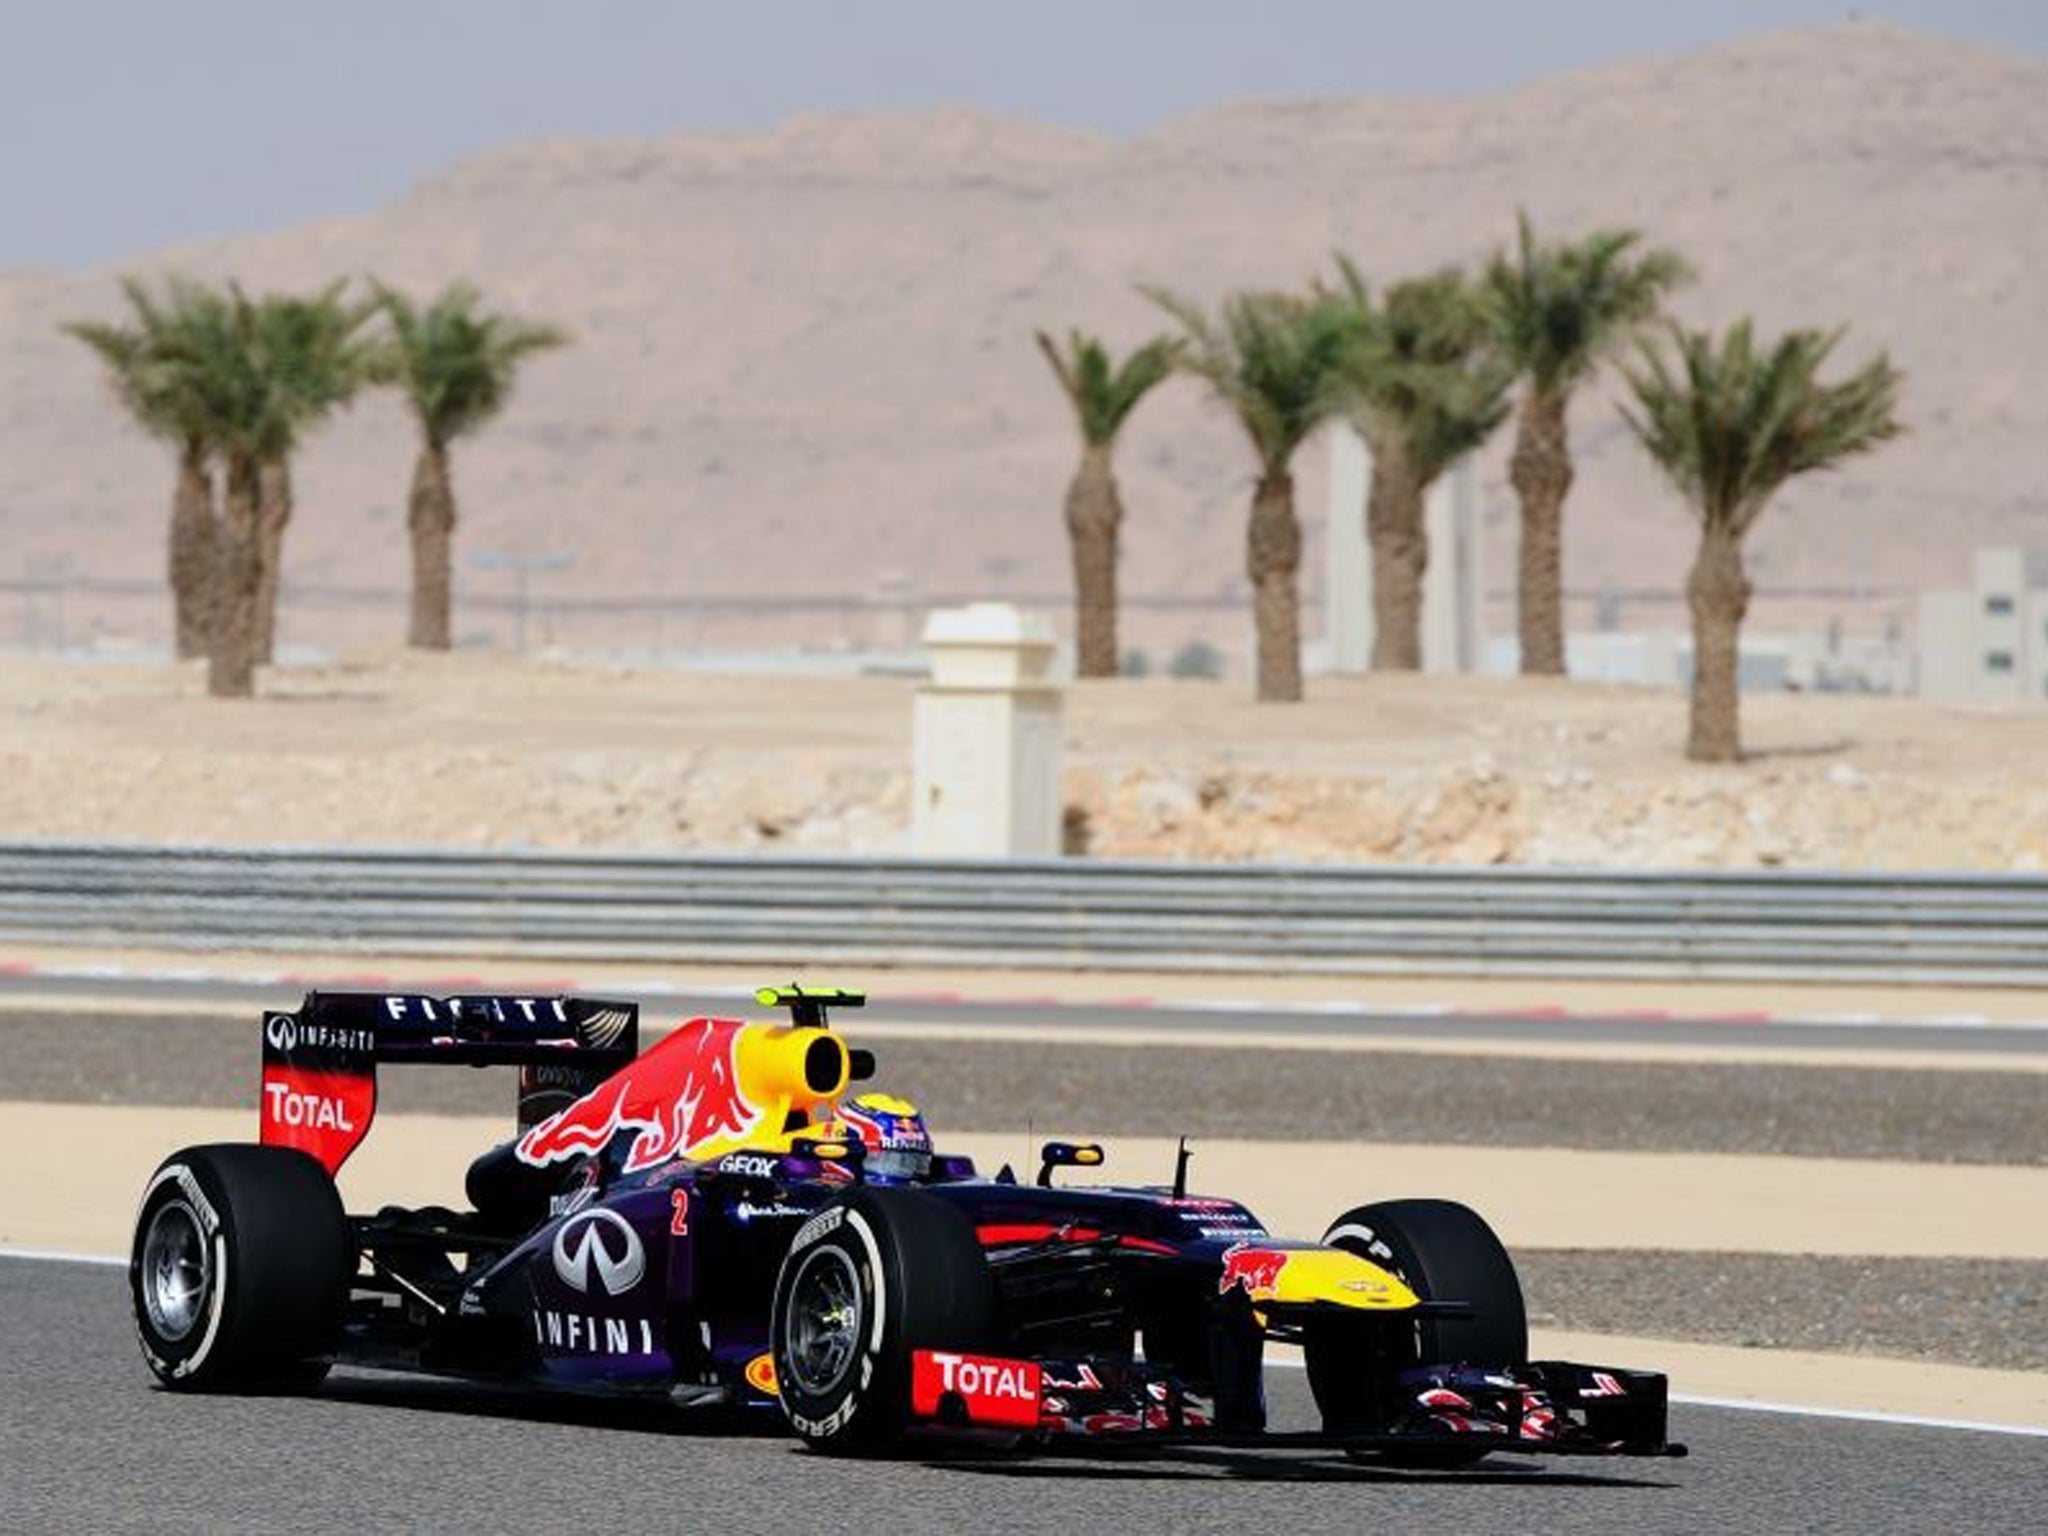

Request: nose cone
left=1220, top=1243, right=1421, bottom=1310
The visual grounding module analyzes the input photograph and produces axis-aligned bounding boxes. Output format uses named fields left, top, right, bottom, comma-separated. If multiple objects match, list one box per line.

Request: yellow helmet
left=829, top=1092, right=932, bottom=1183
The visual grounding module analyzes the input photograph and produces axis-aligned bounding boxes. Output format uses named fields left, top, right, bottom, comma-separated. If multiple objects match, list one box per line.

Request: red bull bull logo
left=1217, top=1243, right=1290, bottom=1298
left=516, top=1018, right=760, bottom=1173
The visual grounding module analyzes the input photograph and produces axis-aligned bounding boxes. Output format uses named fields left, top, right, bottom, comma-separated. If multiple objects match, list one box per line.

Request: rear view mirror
left=1036, top=1141, right=1104, bottom=1188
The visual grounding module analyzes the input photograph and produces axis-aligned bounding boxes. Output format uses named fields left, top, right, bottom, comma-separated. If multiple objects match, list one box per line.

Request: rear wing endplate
left=259, top=991, right=639, bottom=1176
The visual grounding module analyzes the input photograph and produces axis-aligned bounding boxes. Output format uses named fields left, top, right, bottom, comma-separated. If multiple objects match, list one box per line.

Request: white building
left=1481, top=630, right=1793, bottom=690
left=1918, top=547, right=2048, bottom=704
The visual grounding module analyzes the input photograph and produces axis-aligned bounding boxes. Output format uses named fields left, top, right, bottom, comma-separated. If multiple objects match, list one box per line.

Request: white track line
left=1669, top=1392, right=2048, bottom=1440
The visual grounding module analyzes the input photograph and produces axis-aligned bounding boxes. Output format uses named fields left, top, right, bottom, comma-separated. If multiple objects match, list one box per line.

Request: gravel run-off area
left=1521, top=1251, right=2048, bottom=1374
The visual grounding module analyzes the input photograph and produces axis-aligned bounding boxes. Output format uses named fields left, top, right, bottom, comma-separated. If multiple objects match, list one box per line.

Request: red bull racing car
left=130, top=985, right=1684, bottom=1464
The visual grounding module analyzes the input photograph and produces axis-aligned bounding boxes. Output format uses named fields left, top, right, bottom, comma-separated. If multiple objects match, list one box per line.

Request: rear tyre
left=770, top=1188, right=996, bottom=1454
left=1305, top=1198, right=1527, bottom=1465
left=130, top=1144, right=354, bottom=1392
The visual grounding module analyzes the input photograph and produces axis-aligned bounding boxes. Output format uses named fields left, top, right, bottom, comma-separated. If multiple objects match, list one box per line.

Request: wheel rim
left=782, top=1246, right=863, bottom=1396
left=141, top=1198, right=212, bottom=1343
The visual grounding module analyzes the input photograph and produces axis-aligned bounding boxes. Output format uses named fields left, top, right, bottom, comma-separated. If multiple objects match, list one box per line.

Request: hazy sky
left=3, top=1, right=2041, bottom=270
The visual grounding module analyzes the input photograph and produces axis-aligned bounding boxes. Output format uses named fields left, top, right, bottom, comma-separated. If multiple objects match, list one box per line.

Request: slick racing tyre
left=770, top=1187, right=995, bottom=1454
left=1305, top=1198, right=1527, bottom=1465
left=130, top=1144, right=354, bottom=1392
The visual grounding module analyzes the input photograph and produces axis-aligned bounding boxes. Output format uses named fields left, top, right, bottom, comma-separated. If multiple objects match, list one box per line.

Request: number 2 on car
left=670, top=1188, right=690, bottom=1236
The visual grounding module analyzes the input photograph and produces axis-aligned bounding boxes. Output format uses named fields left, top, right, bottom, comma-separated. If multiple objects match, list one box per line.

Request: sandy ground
left=7, top=654, right=2048, bottom=869
left=14, top=1103, right=2046, bottom=1264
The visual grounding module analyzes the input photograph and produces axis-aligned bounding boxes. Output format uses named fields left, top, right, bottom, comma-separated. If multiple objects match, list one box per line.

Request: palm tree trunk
left=208, top=453, right=262, bottom=699
left=1067, top=443, right=1123, bottom=678
left=168, top=442, right=217, bottom=661
left=1686, top=523, right=1751, bottom=763
left=1246, top=468, right=1303, bottom=703
left=1510, top=390, right=1573, bottom=676
left=253, top=457, right=291, bottom=666
left=1366, top=436, right=1427, bottom=671
left=407, top=442, right=456, bottom=650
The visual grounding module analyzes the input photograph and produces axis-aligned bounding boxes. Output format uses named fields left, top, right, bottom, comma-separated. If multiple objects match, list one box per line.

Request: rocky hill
left=3, top=24, right=2042, bottom=652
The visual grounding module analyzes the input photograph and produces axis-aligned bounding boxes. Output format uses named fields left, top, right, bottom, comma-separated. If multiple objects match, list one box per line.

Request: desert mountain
left=3, top=23, right=2043, bottom=653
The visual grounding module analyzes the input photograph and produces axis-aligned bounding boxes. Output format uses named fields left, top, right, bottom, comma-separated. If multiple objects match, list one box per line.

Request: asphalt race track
left=3, top=1258, right=2036, bottom=1535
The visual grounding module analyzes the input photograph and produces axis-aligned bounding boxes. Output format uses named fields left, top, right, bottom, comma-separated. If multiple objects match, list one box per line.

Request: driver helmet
left=832, top=1092, right=933, bottom=1184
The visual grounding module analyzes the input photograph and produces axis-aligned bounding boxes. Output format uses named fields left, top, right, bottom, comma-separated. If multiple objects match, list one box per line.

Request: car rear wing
left=260, top=991, right=639, bottom=1177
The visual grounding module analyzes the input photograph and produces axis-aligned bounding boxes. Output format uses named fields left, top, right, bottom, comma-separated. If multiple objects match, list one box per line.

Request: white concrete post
left=1324, top=422, right=1372, bottom=673
left=912, top=603, right=1063, bottom=857
left=1422, top=456, right=1483, bottom=675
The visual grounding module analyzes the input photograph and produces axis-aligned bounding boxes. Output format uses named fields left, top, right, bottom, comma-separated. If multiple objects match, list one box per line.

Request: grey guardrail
left=1, top=842, right=2045, bottom=984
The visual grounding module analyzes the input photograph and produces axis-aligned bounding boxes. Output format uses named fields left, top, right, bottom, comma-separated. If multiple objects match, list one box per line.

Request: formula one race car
left=130, top=985, right=1684, bottom=1463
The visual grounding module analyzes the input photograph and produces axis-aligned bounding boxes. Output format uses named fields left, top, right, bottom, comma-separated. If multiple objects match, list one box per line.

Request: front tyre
left=770, top=1188, right=995, bottom=1454
left=1306, top=1198, right=1527, bottom=1465
left=130, top=1144, right=354, bottom=1392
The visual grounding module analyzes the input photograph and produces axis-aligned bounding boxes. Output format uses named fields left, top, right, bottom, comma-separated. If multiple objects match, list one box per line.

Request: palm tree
left=152, top=284, right=272, bottom=697
left=1034, top=329, right=1179, bottom=677
left=1621, top=321, right=1901, bottom=762
left=1328, top=261, right=1513, bottom=670
left=1145, top=286, right=1354, bottom=701
left=247, top=283, right=378, bottom=664
left=63, top=277, right=223, bottom=659
left=371, top=283, right=568, bottom=650
left=1485, top=213, right=1690, bottom=676
left=139, top=282, right=370, bottom=696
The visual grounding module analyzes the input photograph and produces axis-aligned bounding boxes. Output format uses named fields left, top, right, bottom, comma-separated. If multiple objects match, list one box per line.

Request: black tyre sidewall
left=130, top=1144, right=353, bottom=1392
left=1307, top=1197, right=1527, bottom=1447
left=1322, top=1198, right=1527, bottom=1367
left=771, top=1188, right=994, bottom=1452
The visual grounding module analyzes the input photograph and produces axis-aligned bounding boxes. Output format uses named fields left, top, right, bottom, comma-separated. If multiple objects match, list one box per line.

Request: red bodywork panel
left=259, top=1063, right=376, bottom=1176
left=911, top=1350, right=1043, bottom=1429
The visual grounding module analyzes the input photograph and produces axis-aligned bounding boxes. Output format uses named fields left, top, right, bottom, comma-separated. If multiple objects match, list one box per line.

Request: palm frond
left=1485, top=213, right=1693, bottom=397
left=1620, top=319, right=1903, bottom=536
left=1146, top=283, right=1356, bottom=472
left=370, top=281, right=569, bottom=446
left=1036, top=327, right=1180, bottom=446
left=1331, top=262, right=1513, bottom=480
left=1034, top=329, right=1078, bottom=402
left=62, top=274, right=234, bottom=450
left=192, top=280, right=383, bottom=460
left=62, top=319, right=139, bottom=368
